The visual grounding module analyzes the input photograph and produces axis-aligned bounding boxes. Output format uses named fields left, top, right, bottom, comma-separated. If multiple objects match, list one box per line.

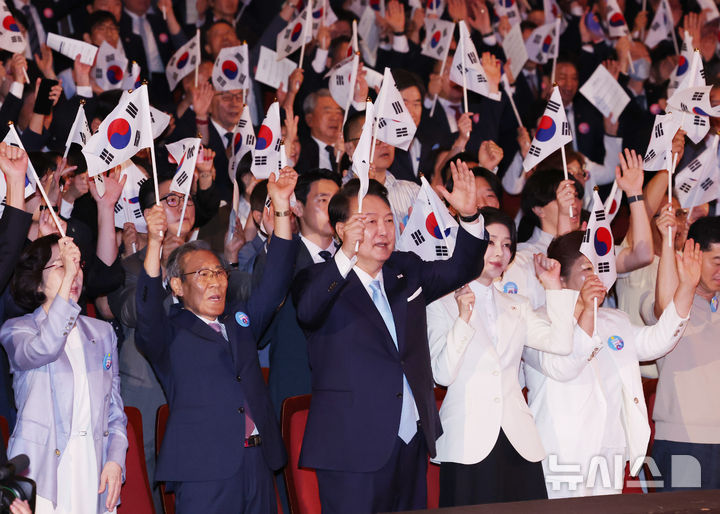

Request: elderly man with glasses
left=134, top=166, right=299, bottom=513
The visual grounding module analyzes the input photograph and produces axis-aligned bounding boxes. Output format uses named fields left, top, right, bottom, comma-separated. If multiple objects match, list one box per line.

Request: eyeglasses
left=182, top=267, right=229, bottom=284
left=160, top=193, right=195, bottom=208
left=215, top=92, right=243, bottom=102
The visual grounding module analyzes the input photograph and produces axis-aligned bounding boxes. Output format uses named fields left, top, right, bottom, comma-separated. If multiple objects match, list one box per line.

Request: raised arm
left=653, top=204, right=678, bottom=320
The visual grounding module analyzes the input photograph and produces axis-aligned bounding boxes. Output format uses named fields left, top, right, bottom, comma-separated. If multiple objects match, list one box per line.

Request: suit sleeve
left=246, top=236, right=299, bottom=341
left=523, top=289, right=578, bottom=356
left=630, top=300, right=689, bottom=362
left=134, top=270, right=172, bottom=369
left=427, top=297, right=476, bottom=387
left=0, top=296, right=81, bottom=372
left=0, top=206, right=32, bottom=293
left=105, top=326, right=128, bottom=476
left=107, top=256, right=141, bottom=329
left=292, top=259, right=348, bottom=329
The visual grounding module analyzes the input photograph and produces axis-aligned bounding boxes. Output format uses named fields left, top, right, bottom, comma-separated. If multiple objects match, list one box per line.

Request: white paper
left=501, top=23, right=528, bottom=81
left=185, top=0, right=198, bottom=24
left=46, top=33, right=98, bottom=65
left=255, top=46, right=297, bottom=90
left=358, top=6, right=379, bottom=67
left=364, top=67, right=383, bottom=91
left=579, top=64, right=630, bottom=123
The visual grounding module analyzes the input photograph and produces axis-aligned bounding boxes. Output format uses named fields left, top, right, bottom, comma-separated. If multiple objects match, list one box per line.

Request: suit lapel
left=345, top=272, right=399, bottom=356
left=172, top=307, right=229, bottom=347
left=493, top=290, right=520, bottom=356
left=384, top=267, right=407, bottom=354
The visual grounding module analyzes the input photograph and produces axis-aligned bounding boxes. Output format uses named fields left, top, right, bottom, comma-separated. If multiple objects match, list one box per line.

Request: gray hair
left=166, top=241, right=226, bottom=280
left=302, top=88, right=333, bottom=115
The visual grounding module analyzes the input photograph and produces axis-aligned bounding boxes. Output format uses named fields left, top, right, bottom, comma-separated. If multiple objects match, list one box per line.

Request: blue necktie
left=369, top=280, right=417, bottom=443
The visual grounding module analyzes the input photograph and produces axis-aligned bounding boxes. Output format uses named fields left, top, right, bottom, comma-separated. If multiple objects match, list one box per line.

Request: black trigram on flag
left=533, top=34, right=542, bottom=44
left=435, top=245, right=449, bottom=257
left=693, top=116, right=706, bottom=126
left=546, top=99, right=560, bottom=113
left=594, top=209, right=606, bottom=221
left=561, top=122, right=570, bottom=136
left=175, top=170, right=189, bottom=187
left=583, top=229, right=590, bottom=243
left=172, top=71, right=178, bottom=80
left=391, top=101, right=404, bottom=114
left=186, top=145, right=196, bottom=159
left=528, top=144, right=541, bottom=157
left=190, top=56, right=197, bottom=66
left=234, top=52, right=244, bottom=63
left=114, top=203, right=122, bottom=214
left=701, top=178, right=714, bottom=191
left=100, top=148, right=114, bottom=164
left=468, top=52, right=478, bottom=64
left=396, top=127, right=408, bottom=138
left=651, top=21, right=660, bottom=30
left=126, top=102, right=139, bottom=118
left=216, top=76, right=227, bottom=87
left=95, top=68, right=103, bottom=79
left=689, top=159, right=702, bottom=172
left=655, top=123, right=664, bottom=138
left=336, top=75, right=344, bottom=86
left=132, top=207, right=142, bottom=219
left=476, top=73, right=487, bottom=83
left=378, top=118, right=387, bottom=129
left=456, top=64, right=464, bottom=74
left=678, top=182, right=691, bottom=193
left=238, top=119, right=247, bottom=128
left=598, top=261, right=610, bottom=273
left=238, top=73, right=246, bottom=84
left=701, top=68, right=706, bottom=80
left=437, top=45, right=444, bottom=54
left=680, top=102, right=689, bottom=112
left=80, top=132, right=87, bottom=145
left=133, top=131, right=142, bottom=146
left=411, top=230, right=425, bottom=246
left=245, top=134, right=255, bottom=146
left=692, top=91, right=705, bottom=101
left=10, top=36, right=20, bottom=43
left=644, top=149, right=656, bottom=162
left=255, top=155, right=267, bottom=166
left=106, top=53, right=115, bottom=63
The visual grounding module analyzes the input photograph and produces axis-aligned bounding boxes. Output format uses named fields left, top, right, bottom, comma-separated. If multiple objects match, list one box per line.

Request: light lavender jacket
left=0, top=295, right=127, bottom=507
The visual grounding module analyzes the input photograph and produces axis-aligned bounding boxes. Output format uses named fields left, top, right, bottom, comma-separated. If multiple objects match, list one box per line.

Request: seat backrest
left=427, top=387, right=446, bottom=509
left=155, top=404, right=175, bottom=514
left=0, top=416, right=9, bottom=449
left=118, top=406, right=155, bottom=513
left=281, top=395, right=319, bottom=514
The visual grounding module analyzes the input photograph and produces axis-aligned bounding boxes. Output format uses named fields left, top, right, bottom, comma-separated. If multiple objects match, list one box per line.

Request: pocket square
left=407, top=287, right=422, bottom=302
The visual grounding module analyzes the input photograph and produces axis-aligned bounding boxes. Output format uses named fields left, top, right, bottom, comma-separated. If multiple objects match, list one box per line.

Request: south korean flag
left=0, top=2, right=25, bottom=54
left=666, top=85, right=713, bottom=145
left=674, top=134, right=720, bottom=208
left=170, top=138, right=201, bottom=197
left=251, top=101, right=282, bottom=179
left=93, top=41, right=128, bottom=92
left=311, top=1, right=338, bottom=35
left=121, top=60, right=143, bottom=90
left=325, top=53, right=359, bottom=113
left=525, top=21, right=557, bottom=65
left=449, top=21, right=492, bottom=98
left=643, top=112, right=681, bottom=171
left=605, top=0, right=629, bottom=37
left=522, top=86, right=573, bottom=171
left=64, top=102, right=92, bottom=152
left=212, top=44, right=250, bottom=91
left=580, top=189, right=617, bottom=290
left=229, top=106, right=256, bottom=182
left=0, top=123, right=36, bottom=216
left=82, top=85, right=153, bottom=176
left=166, top=31, right=200, bottom=91
left=397, top=176, right=461, bottom=261
left=374, top=67, right=417, bottom=151
left=113, top=161, right=149, bottom=233
left=667, top=31, right=695, bottom=97
left=645, top=0, right=673, bottom=49
left=494, top=0, right=521, bottom=26
left=421, top=18, right=454, bottom=61
left=276, top=3, right=312, bottom=60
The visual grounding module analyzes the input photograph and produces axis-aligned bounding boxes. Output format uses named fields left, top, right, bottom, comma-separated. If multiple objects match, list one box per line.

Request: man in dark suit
left=295, top=89, right=344, bottom=175
left=135, top=167, right=299, bottom=513
left=292, top=164, right=488, bottom=513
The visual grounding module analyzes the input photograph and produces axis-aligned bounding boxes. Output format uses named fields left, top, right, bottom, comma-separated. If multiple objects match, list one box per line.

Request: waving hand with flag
left=523, top=86, right=573, bottom=171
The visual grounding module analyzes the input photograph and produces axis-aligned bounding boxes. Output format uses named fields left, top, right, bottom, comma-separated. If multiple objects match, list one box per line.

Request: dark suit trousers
left=173, top=447, right=276, bottom=514
left=438, top=428, right=547, bottom=506
left=315, top=429, right=427, bottom=514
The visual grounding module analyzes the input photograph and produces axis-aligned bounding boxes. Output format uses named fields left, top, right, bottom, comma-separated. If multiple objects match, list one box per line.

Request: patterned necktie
left=21, top=5, right=40, bottom=56
left=208, top=321, right=226, bottom=340
left=369, top=280, right=417, bottom=443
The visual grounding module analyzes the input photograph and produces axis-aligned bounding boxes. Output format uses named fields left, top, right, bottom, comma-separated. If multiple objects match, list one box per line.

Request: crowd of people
left=0, top=0, right=718, bottom=512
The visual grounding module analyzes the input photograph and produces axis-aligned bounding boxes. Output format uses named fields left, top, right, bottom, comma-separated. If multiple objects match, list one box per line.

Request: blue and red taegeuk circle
left=255, top=125, right=274, bottom=150
left=609, top=12, right=626, bottom=27
left=430, top=31, right=442, bottom=48
left=593, top=226, right=613, bottom=256
left=176, top=52, right=189, bottom=69
left=106, top=65, right=123, bottom=84
left=290, top=22, right=303, bottom=41
left=107, top=119, right=132, bottom=150
left=535, top=115, right=556, bottom=142
left=2, top=16, right=19, bottom=32
left=222, top=60, right=238, bottom=79
left=425, top=212, right=451, bottom=239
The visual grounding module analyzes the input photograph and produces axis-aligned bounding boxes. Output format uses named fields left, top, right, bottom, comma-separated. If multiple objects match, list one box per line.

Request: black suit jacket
left=572, top=96, right=606, bottom=164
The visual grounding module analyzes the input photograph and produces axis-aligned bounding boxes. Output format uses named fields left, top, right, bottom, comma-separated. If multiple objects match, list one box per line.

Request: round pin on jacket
left=608, top=335, right=624, bottom=351
left=711, top=295, right=718, bottom=313
left=503, top=281, right=518, bottom=294
left=103, top=353, right=112, bottom=370
left=235, top=311, right=250, bottom=327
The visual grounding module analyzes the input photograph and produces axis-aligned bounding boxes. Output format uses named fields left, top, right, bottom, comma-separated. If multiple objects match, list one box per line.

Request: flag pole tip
left=366, top=96, right=372, bottom=102
left=127, top=89, right=133, bottom=94
left=593, top=185, right=600, bottom=191
left=6, top=121, right=12, bottom=126
left=552, top=82, right=558, bottom=87
left=79, top=98, right=86, bottom=105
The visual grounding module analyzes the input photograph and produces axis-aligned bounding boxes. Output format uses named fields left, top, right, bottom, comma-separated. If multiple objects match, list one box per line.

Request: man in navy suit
left=292, top=162, right=488, bottom=513
left=135, top=168, right=300, bottom=513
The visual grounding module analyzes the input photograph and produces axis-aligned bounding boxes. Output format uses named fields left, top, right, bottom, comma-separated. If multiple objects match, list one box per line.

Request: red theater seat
left=118, top=406, right=154, bottom=513
left=155, top=404, right=175, bottom=514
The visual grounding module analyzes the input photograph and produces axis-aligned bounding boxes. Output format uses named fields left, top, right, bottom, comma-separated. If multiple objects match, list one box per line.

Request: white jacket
left=427, top=287, right=578, bottom=465
left=523, top=301, right=689, bottom=496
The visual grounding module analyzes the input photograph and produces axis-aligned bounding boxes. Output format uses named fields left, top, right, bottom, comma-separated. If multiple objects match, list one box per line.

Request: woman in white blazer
left=523, top=227, right=701, bottom=498
left=426, top=208, right=579, bottom=506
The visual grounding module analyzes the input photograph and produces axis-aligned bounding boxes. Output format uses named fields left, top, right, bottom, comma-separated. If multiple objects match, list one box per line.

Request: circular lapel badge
left=711, top=295, right=718, bottom=313
left=103, top=353, right=112, bottom=370
left=578, top=122, right=590, bottom=135
left=235, top=311, right=250, bottom=327
left=503, top=281, right=518, bottom=294
left=607, top=335, right=624, bottom=351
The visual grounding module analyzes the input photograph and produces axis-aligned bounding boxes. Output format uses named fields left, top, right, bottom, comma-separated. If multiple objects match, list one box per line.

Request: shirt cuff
left=60, top=199, right=74, bottom=219
left=312, top=48, right=329, bottom=74
left=459, top=215, right=486, bottom=239
left=424, top=96, right=434, bottom=109
left=482, top=34, right=497, bottom=46
left=9, top=81, right=23, bottom=99
left=334, top=247, right=357, bottom=278
left=76, top=85, right=93, bottom=98
left=351, top=99, right=366, bottom=111
left=486, top=91, right=502, bottom=102
left=392, top=34, right=409, bottom=53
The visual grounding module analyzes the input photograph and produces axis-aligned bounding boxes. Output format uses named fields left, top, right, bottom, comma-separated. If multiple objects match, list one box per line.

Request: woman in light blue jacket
left=0, top=235, right=127, bottom=514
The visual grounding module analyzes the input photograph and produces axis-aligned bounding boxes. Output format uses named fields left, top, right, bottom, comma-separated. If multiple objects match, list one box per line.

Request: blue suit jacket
left=292, top=226, right=487, bottom=472
left=134, top=236, right=298, bottom=482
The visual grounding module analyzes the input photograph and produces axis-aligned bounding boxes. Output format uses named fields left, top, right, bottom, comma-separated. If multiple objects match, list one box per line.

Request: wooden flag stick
left=194, top=29, right=200, bottom=87
left=459, top=29, right=468, bottom=114
left=561, top=145, right=574, bottom=219
left=668, top=151, right=677, bottom=247
left=502, top=76, right=522, bottom=127
left=30, top=168, right=65, bottom=237
left=298, top=5, right=312, bottom=69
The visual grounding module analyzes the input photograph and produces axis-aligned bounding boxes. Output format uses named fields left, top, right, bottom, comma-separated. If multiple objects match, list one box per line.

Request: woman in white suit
left=0, top=235, right=127, bottom=514
left=523, top=221, right=701, bottom=498
left=426, top=208, right=581, bottom=506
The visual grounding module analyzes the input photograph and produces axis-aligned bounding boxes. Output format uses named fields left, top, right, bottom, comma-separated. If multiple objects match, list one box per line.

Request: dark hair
left=344, top=112, right=365, bottom=142
left=687, top=216, right=720, bottom=251
left=249, top=179, right=269, bottom=214
left=295, top=169, right=341, bottom=205
left=11, top=234, right=61, bottom=311
left=27, top=151, right=57, bottom=182
left=234, top=152, right=254, bottom=199
left=166, top=240, right=215, bottom=280
left=439, top=153, right=478, bottom=185
left=328, top=179, right=389, bottom=231
left=391, top=68, right=427, bottom=100
left=445, top=166, right=502, bottom=207
left=518, top=168, right=583, bottom=242
left=480, top=207, right=517, bottom=263
left=546, top=231, right=585, bottom=280
left=87, top=10, right=118, bottom=32
left=139, top=175, right=172, bottom=212
left=201, top=19, right=236, bottom=55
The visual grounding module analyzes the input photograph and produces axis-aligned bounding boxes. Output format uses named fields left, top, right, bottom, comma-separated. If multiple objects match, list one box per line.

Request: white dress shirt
left=125, top=8, right=164, bottom=73
left=311, top=136, right=334, bottom=170
left=300, top=234, right=337, bottom=264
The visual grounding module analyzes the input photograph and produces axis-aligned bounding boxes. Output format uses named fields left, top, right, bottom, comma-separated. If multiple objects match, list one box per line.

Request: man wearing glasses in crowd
left=134, top=167, right=299, bottom=513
